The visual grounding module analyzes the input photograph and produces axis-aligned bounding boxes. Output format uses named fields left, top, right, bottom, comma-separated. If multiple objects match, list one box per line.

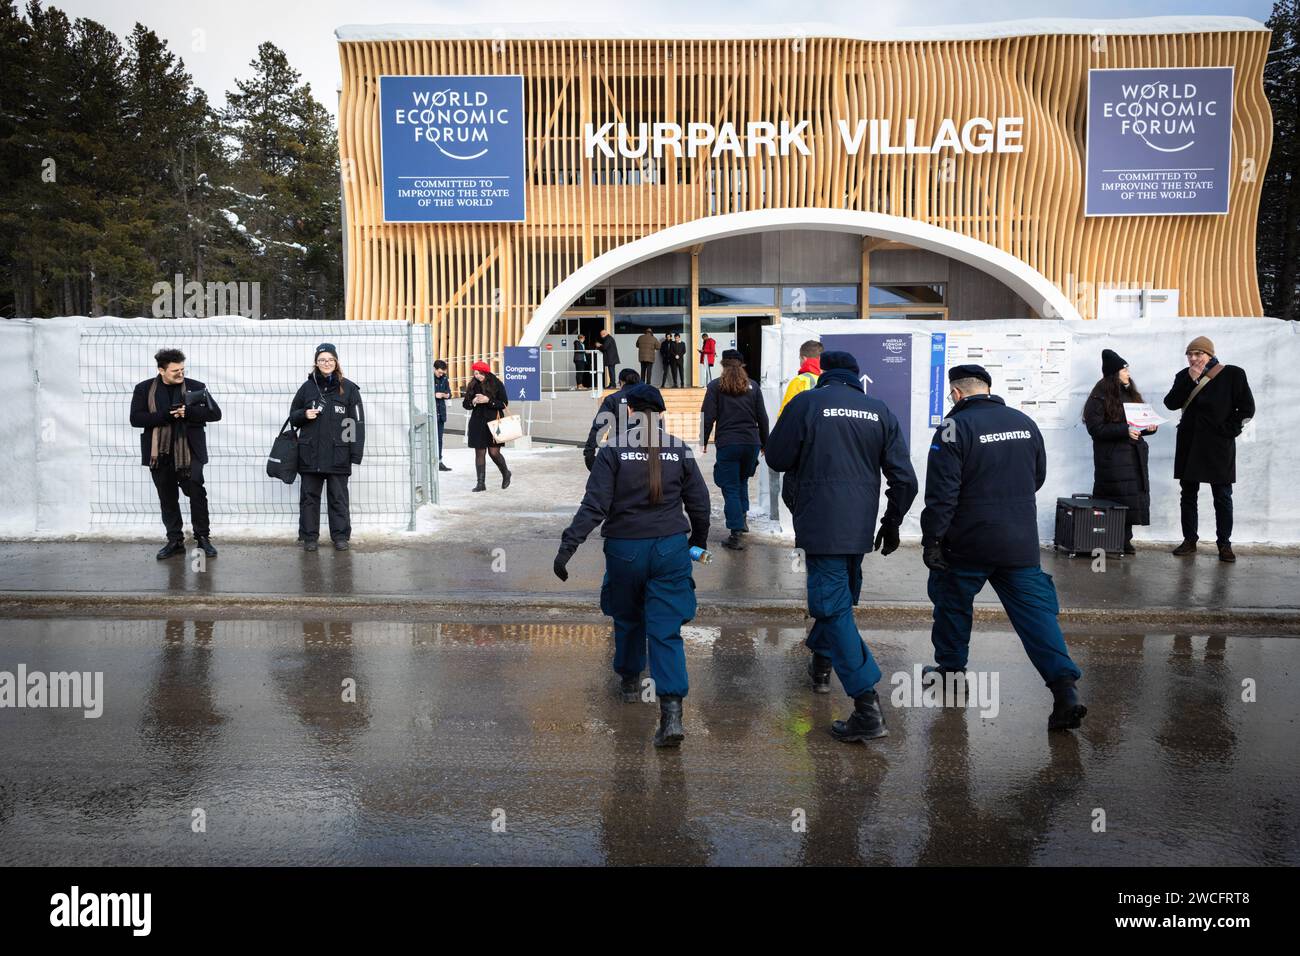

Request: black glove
left=922, top=542, right=950, bottom=572
left=583, top=449, right=595, bottom=472
left=553, top=548, right=574, bottom=582
left=873, top=521, right=900, bottom=556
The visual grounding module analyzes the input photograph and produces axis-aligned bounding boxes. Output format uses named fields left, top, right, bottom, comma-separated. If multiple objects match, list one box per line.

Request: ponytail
left=646, top=411, right=663, bottom=506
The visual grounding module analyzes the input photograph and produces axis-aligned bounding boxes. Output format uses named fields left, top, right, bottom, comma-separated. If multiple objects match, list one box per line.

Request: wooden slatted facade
left=336, top=23, right=1272, bottom=375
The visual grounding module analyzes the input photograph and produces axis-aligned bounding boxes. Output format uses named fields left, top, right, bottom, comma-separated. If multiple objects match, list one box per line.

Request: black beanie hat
left=625, top=383, right=666, bottom=413
left=1102, top=348, right=1127, bottom=377
left=821, top=350, right=860, bottom=374
left=315, top=342, right=338, bottom=360
left=949, top=364, right=992, bottom=387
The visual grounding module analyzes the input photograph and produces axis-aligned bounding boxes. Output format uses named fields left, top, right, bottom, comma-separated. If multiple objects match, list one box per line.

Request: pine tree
left=0, top=5, right=341, bottom=319
left=221, top=42, right=343, bottom=319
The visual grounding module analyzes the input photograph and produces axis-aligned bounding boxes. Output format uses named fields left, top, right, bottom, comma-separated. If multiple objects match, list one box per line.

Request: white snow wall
left=760, top=316, right=1300, bottom=546
left=0, top=318, right=431, bottom=536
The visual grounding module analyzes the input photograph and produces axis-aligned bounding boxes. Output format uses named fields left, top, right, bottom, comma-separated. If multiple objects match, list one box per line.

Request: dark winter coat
left=289, top=372, right=366, bottom=475
left=599, top=334, right=620, bottom=366
left=573, top=340, right=591, bottom=370
left=1162, top=363, right=1255, bottom=485
left=671, top=340, right=687, bottom=364
left=636, top=332, right=659, bottom=363
left=561, top=428, right=711, bottom=551
left=921, top=393, right=1045, bottom=569
left=433, top=373, right=452, bottom=423
left=1083, top=392, right=1151, bottom=525
left=765, top=368, right=918, bottom=555
left=462, top=375, right=510, bottom=448
left=700, top=376, right=770, bottom=448
left=130, top=375, right=223, bottom=466
left=659, top=338, right=675, bottom=365
left=584, top=383, right=633, bottom=457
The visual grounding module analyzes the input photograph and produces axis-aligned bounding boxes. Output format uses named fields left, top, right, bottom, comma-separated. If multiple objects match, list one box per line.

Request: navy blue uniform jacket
left=920, top=393, right=1046, bottom=568
left=583, top=384, right=633, bottom=457
left=561, top=430, right=711, bottom=552
left=764, top=367, right=918, bottom=555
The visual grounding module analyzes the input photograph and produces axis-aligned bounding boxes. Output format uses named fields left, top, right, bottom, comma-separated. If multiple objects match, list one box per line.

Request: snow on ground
left=0, top=441, right=792, bottom=547
left=417, top=443, right=791, bottom=548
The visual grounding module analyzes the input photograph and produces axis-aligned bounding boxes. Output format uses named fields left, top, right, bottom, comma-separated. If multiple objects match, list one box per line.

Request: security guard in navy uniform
left=582, top=368, right=641, bottom=471
left=921, top=364, right=1087, bottom=731
left=766, top=350, right=918, bottom=743
left=555, top=384, right=711, bottom=748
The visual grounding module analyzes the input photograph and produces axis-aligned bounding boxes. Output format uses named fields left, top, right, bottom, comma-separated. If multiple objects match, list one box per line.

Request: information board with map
left=942, top=329, right=1074, bottom=427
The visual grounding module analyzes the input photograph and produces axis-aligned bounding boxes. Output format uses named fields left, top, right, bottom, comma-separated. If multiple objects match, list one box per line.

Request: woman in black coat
left=463, top=360, right=512, bottom=492
left=289, top=343, right=365, bottom=552
left=1083, top=349, right=1156, bottom=554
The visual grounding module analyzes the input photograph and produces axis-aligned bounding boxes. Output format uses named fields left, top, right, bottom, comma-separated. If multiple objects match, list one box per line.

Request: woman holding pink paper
left=1083, top=349, right=1157, bottom=555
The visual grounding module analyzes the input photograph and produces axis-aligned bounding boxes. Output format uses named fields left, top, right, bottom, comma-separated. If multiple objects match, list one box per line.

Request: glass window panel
left=613, top=314, right=687, bottom=335
left=570, top=289, right=607, bottom=307
left=698, top=286, right=775, bottom=307
left=780, top=285, right=859, bottom=308
left=869, top=283, right=945, bottom=306
left=613, top=288, right=689, bottom=308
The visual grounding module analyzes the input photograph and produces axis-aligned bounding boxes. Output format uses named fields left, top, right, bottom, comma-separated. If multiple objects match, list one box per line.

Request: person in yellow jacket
left=779, top=340, right=824, bottom=416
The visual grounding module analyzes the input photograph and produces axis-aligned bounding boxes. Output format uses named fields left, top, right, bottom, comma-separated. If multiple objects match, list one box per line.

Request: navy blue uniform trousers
left=713, top=443, right=760, bottom=531
left=805, top=553, right=882, bottom=698
left=927, top=565, right=1081, bottom=685
left=600, top=533, right=697, bottom=698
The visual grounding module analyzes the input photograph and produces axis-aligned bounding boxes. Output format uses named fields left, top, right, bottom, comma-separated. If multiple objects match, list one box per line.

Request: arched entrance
left=520, top=208, right=1081, bottom=351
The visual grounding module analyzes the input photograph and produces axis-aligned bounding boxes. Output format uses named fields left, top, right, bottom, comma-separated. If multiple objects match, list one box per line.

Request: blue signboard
left=821, top=333, right=913, bottom=448
left=1085, top=67, right=1233, bottom=217
left=503, top=346, right=541, bottom=402
left=378, top=75, right=526, bottom=223
left=928, top=332, right=946, bottom=427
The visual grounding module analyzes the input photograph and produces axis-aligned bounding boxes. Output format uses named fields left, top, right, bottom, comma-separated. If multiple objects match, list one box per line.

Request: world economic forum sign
left=378, top=75, right=526, bottom=223
left=1085, top=67, right=1233, bottom=217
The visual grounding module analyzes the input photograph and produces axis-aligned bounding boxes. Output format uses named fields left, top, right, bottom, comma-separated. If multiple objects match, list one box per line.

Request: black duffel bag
left=266, top=417, right=299, bottom=484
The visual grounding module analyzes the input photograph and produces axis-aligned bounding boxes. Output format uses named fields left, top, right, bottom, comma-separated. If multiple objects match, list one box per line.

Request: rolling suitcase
left=1054, top=494, right=1128, bottom=556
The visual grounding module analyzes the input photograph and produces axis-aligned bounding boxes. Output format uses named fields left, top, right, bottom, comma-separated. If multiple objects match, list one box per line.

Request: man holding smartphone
left=129, top=348, right=222, bottom=560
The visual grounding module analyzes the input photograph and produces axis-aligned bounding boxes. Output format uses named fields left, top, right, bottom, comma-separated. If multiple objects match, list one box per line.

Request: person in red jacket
left=698, top=332, right=717, bottom=384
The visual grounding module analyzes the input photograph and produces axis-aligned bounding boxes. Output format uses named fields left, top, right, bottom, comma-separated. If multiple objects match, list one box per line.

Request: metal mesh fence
left=79, top=320, right=434, bottom=530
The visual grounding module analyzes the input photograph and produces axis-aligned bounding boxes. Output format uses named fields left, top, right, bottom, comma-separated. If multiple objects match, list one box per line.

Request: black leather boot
left=472, top=460, right=487, bottom=492
left=807, top=654, right=832, bottom=694
left=830, top=690, right=888, bottom=742
left=620, top=675, right=641, bottom=703
left=1047, top=678, right=1087, bottom=731
left=922, top=664, right=965, bottom=678
left=155, top=540, right=185, bottom=560
left=721, top=530, right=745, bottom=551
left=196, top=536, right=218, bottom=558
left=653, top=695, right=685, bottom=748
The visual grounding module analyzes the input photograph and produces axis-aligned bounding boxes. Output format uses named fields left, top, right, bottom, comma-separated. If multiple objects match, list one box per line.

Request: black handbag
left=266, top=417, right=299, bottom=483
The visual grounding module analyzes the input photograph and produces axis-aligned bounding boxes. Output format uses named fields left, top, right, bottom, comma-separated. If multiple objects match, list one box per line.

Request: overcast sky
left=51, top=0, right=1277, bottom=116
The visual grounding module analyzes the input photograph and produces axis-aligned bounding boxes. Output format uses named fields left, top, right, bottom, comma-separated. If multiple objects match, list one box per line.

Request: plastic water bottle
left=690, top=546, right=712, bottom=564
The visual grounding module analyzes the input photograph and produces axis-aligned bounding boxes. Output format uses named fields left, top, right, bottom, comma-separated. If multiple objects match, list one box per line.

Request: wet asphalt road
left=0, top=618, right=1296, bottom=866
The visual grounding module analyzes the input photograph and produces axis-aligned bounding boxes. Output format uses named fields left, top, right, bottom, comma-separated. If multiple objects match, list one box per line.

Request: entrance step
left=601, top=386, right=705, bottom=442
